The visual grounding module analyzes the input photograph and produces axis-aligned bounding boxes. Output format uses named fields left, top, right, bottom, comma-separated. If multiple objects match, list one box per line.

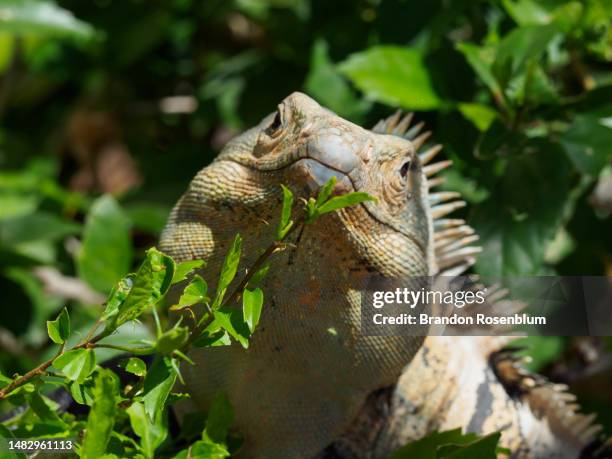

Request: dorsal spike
left=427, top=177, right=445, bottom=189
left=434, top=225, right=474, bottom=241
left=437, top=246, right=482, bottom=268
left=419, top=144, right=443, bottom=165
left=436, top=235, right=480, bottom=256
left=433, top=218, right=465, bottom=230
left=404, top=121, right=424, bottom=139
left=393, top=112, right=414, bottom=136
left=431, top=201, right=466, bottom=219
left=424, top=160, right=453, bottom=177
left=429, top=191, right=461, bottom=205
left=412, top=131, right=432, bottom=150
left=385, top=110, right=402, bottom=133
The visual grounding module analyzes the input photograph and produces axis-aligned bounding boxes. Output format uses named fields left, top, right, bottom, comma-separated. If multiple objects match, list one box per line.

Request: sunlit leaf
left=171, top=275, right=208, bottom=310
left=242, top=288, right=263, bottom=333
left=46, top=307, right=70, bottom=344
left=339, top=46, right=440, bottom=110
left=81, top=369, right=119, bottom=458
left=53, top=348, right=96, bottom=383
left=127, top=401, right=168, bottom=458
left=212, top=235, right=242, bottom=309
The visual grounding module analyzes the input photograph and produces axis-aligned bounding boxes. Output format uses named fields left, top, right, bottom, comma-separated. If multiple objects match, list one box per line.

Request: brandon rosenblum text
left=372, top=313, right=546, bottom=326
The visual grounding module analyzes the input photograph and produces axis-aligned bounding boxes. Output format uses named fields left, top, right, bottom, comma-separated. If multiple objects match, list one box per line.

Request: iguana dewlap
left=160, top=93, right=610, bottom=459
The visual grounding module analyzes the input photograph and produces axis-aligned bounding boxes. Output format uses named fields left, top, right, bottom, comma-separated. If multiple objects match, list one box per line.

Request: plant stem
left=0, top=333, right=105, bottom=400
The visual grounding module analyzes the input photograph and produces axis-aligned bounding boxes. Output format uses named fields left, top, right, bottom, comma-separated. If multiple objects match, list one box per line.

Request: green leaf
left=0, top=0, right=95, bottom=40
left=493, top=25, right=559, bottom=90
left=246, top=263, right=270, bottom=289
left=203, top=392, right=234, bottom=445
left=69, top=379, right=95, bottom=406
left=438, top=432, right=501, bottom=458
left=560, top=111, right=612, bottom=175
left=242, top=288, right=263, bottom=333
left=171, top=275, right=208, bottom=310
left=456, top=43, right=502, bottom=99
left=53, top=348, right=96, bottom=383
left=77, top=195, right=133, bottom=293
left=209, top=307, right=250, bottom=349
left=277, top=185, right=294, bottom=240
left=339, top=46, right=440, bottom=110
left=122, top=357, right=147, bottom=377
left=81, top=369, right=119, bottom=459
left=142, top=357, right=177, bottom=422
left=315, top=176, right=336, bottom=207
left=193, top=329, right=232, bottom=348
left=389, top=428, right=481, bottom=459
left=212, top=235, right=242, bottom=309
left=102, top=274, right=135, bottom=323
left=156, top=324, right=189, bottom=354
left=0, top=423, right=27, bottom=459
left=127, top=401, right=168, bottom=459
left=304, top=38, right=370, bottom=121
left=473, top=141, right=573, bottom=276
left=111, top=248, right=175, bottom=329
left=172, top=259, right=205, bottom=284
left=457, top=103, right=498, bottom=132
left=46, top=307, right=70, bottom=344
left=172, top=441, right=229, bottom=459
left=316, top=192, right=377, bottom=215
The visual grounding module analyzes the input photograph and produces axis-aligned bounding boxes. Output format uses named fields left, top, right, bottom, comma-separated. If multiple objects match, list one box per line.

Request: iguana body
left=160, top=93, right=610, bottom=458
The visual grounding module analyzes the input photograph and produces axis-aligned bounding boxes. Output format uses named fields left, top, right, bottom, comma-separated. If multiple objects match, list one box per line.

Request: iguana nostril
left=307, top=136, right=359, bottom=173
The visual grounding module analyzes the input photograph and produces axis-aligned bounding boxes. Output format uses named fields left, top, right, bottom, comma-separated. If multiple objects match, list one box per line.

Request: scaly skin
left=161, top=93, right=610, bottom=459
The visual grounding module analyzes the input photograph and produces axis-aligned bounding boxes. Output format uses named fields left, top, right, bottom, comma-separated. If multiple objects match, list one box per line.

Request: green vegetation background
left=0, top=0, right=611, bottom=449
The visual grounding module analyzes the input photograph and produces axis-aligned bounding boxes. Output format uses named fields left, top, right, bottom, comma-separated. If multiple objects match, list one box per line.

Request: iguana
left=160, top=92, right=611, bottom=459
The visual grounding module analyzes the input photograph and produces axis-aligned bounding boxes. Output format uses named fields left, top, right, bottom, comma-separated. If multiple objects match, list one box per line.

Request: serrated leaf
left=172, top=259, right=205, bottom=284
left=212, top=235, right=242, bottom=309
left=123, top=357, right=147, bottom=377
left=277, top=185, right=294, bottom=240
left=53, top=348, right=96, bottom=383
left=316, top=192, right=377, bottom=215
left=142, top=357, right=177, bottom=422
left=81, top=369, right=119, bottom=459
left=339, top=46, right=440, bottom=110
left=110, top=248, right=175, bottom=329
left=77, top=195, right=133, bottom=293
left=172, top=275, right=208, bottom=310
left=46, top=307, right=70, bottom=344
left=171, top=441, right=229, bottom=459
left=242, top=288, right=263, bottom=333
left=203, top=392, right=234, bottom=445
left=127, top=401, right=168, bottom=459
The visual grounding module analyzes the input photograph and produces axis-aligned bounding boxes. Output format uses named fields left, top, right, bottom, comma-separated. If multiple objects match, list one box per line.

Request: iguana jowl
left=160, top=92, right=611, bottom=459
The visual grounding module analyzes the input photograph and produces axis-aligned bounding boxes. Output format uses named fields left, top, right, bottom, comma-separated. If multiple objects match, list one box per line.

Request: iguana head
left=217, top=92, right=434, bottom=276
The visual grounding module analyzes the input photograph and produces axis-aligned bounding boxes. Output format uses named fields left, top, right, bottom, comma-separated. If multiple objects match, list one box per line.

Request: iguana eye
left=400, top=160, right=411, bottom=178
left=265, top=109, right=283, bottom=137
